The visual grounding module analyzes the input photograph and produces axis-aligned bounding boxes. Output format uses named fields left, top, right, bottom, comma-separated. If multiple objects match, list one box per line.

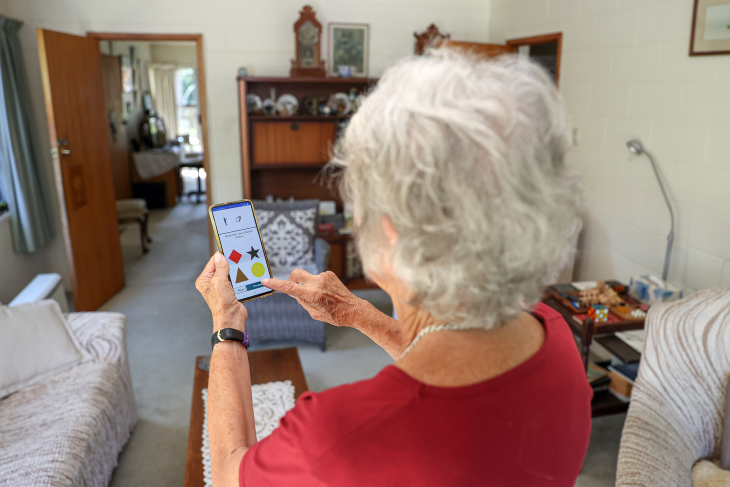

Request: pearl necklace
left=398, top=324, right=479, bottom=360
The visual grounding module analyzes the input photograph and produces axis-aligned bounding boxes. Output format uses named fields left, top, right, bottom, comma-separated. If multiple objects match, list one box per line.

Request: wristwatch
left=211, top=328, right=249, bottom=351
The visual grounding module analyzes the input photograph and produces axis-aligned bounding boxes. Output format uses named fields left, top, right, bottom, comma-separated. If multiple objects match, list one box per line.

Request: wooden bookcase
left=238, top=76, right=378, bottom=288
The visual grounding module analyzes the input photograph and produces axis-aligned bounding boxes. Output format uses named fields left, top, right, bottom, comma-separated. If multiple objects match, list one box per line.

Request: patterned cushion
left=252, top=200, right=318, bottom=268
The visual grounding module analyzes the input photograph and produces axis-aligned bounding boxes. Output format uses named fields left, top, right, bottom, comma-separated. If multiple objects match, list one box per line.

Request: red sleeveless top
left=240, top=303, right=592, bottom=486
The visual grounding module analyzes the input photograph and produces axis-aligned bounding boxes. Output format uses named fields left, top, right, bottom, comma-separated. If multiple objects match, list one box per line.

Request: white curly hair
left=330, top=49, right=581, bottom=329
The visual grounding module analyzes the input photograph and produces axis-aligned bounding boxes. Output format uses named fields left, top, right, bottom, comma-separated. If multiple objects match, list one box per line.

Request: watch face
left=298, top=21, right=319, bottom=46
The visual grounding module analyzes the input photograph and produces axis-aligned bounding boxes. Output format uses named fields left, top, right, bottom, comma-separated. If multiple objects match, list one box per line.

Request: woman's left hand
left=196, top=252, right=248, bottom=333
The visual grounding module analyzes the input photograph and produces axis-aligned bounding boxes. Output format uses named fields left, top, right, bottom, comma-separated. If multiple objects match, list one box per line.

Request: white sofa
left=0, top=280, right=137, bottom=486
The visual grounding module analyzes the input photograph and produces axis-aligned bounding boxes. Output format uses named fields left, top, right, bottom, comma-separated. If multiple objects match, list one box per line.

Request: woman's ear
left=381, top=215, right=398, bottom=246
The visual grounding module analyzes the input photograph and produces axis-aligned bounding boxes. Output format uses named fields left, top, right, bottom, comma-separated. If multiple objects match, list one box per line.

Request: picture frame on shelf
left=328, top=22, right=369, bottom=77
left=690, top=0, right=730, bottom=55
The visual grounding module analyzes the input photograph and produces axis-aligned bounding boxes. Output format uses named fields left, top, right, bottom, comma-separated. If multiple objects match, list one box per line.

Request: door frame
left=87, top=32, right=214, bottom=251
left=506, top=32, right=562, bottom=86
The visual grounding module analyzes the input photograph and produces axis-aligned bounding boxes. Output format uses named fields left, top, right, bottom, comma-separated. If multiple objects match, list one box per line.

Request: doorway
left=94, top=37, right=210, bottom=273
left=37, top=30, right=212, bottom=311
left=506, top=33, right=562, bottom=85
left=89, top=33, right=211, bottom=209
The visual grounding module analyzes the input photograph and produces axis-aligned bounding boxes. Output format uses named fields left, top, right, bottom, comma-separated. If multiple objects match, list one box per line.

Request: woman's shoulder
left=294, top=366, right=416, bottom=421
left=264, top=367, right=415, bottom=462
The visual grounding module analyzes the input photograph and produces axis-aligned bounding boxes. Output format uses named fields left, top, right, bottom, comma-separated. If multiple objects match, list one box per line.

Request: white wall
left=0, top=215, right=48, bottom=303
left=2, top=0, right=491, bottom=295
left=490, top=0, right=730, bottom=293
left=150, top=43, right=197, bottom=66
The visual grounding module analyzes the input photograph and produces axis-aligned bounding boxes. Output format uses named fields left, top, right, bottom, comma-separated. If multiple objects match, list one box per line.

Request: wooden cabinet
left=238, top=77, right=377, bottom=199
left=238, top=76, right=378, bottom=288
left=252, top=121, right=335, bottom=166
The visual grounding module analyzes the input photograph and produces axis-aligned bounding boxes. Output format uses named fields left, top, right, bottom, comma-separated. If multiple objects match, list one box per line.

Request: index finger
left=262, top=277, right=316, bottom=300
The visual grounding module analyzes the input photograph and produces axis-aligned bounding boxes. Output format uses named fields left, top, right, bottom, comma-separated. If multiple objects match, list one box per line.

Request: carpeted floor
left=104, top=202, right=624, bottom=487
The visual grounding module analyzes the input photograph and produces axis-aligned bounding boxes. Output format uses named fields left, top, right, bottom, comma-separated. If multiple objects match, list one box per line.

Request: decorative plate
left=246, top=94, right=262, bottom=114
left=327, top=92, right=352, bottom=116
left=276, top=94, right=299, bottom=117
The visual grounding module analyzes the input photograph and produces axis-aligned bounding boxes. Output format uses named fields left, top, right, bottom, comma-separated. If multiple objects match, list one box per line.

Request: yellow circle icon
left=251, top=262, right=265, bottom=278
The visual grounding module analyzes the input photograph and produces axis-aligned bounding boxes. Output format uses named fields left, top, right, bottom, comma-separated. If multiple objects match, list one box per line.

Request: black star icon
left=246, top=246, right=260, bottom=260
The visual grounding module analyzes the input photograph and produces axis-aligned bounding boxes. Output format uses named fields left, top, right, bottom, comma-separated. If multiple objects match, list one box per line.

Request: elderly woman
left=196, top=50, right=591, bottom=486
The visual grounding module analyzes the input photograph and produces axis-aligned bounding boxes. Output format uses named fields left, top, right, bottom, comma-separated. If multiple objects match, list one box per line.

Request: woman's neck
left=394, top=311, right=545, bottom=388
left=395, top=303, right=440, bottom=352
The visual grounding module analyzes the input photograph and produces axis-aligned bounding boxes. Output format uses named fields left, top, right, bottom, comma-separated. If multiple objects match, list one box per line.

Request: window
left=174, top=67, right=203, bottom=152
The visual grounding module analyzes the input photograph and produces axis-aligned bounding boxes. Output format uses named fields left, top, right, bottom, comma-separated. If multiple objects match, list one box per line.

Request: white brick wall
left=491, top=0, right=730, bottom=293
left=3, top=0, right=491, bottom=288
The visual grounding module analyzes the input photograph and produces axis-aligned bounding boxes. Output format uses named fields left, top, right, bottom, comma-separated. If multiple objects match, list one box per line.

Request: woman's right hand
left=262, top=270, right=362, bottom=328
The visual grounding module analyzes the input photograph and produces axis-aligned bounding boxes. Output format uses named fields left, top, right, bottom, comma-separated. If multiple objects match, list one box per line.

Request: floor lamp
left=626, top=139, right=674, bottom=283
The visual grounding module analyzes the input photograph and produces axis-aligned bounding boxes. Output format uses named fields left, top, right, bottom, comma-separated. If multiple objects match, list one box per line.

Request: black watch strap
left=211, top=328, right=249, bottom=350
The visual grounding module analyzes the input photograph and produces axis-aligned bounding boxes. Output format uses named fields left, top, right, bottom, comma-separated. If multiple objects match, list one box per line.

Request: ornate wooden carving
left=290, top=5, right=326, bottom=78
left=414, top=24, right=450, bottom=55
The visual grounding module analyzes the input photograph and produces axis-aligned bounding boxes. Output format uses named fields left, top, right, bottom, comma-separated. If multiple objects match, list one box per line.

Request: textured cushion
left=616, top=288, right=730, bottom=487
left=0, top=311, right=137, bottom=487
left=116, top=198, right=147, bottom=220
left=0, top=300, right=91, bottom=398
left=253, top=199, right=318, bottom=268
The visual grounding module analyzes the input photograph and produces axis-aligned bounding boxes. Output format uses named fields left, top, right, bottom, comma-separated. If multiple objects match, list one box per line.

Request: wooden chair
left=115, top=199, right=152, bottom=253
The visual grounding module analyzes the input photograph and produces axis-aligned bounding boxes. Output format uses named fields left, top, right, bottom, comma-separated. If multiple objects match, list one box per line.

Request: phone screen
left=210, top=201, right=273, bottom=302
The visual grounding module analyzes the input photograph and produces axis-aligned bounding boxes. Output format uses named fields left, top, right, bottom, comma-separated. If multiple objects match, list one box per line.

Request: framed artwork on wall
left=328, top=23, right=369, bottom=77
left=690, top=0, right=730, bottom=55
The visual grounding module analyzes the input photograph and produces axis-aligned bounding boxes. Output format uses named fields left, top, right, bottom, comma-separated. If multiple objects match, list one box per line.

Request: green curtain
left=0, top=15, right=54, bottom=253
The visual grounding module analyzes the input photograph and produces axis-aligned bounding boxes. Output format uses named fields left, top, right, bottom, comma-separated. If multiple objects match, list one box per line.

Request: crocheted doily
left=202, top=380, right=296, bottom=486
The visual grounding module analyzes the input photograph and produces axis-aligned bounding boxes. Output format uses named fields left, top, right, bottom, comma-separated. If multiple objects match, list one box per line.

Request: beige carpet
left=104, top=202, right=623, bottom=487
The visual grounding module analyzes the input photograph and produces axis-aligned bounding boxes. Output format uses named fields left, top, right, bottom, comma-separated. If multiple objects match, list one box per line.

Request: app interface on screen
left=211, top=202, right=272, bottom=301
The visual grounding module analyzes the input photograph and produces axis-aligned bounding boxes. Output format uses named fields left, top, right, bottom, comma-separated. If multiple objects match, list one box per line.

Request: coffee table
left=183, top=348, right=309, bottom=487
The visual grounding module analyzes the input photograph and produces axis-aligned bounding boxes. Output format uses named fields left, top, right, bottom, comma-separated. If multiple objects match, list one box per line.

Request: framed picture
left=328, top=23, right=369, bottom=77
left=690, top=0, right=730, bottom=55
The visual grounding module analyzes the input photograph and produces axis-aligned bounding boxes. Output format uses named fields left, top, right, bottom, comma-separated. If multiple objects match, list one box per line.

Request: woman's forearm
left=347, top=298, right=403, bottom=360
left=208, top=341, right=257, bottom=487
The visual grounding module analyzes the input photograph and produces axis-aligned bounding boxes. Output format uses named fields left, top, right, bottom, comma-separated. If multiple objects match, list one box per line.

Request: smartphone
left=208, top=199, right=274, bottom=303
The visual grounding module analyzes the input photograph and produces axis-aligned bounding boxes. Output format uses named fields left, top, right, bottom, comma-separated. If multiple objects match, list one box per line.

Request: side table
left=542, top=283, right=645, bottom=417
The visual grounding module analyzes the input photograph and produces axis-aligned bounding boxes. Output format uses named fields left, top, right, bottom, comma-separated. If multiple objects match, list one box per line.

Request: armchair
left=616, top=288, right=730, bottom=486
left=244, top=199, right=330, bottom=350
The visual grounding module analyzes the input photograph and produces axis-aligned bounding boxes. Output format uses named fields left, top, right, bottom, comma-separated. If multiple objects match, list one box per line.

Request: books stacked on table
left=607, top=362, right=639, bottom=402
left=615, top=329, right=645, bottom=354
left=586, top=360, right=640, bottom=402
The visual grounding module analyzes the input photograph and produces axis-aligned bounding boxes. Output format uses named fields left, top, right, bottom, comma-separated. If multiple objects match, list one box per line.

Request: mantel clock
left=290, top=5, right=326, bottom=78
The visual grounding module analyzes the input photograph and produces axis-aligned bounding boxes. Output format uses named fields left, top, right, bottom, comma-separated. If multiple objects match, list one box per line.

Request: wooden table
left=183, top=348, right=309, bottom=487
left=542, top=283, right=645, bottom=418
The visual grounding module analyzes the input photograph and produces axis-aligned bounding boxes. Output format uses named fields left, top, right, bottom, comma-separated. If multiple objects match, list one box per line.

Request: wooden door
left=445, top=41, right=514, bottom=58
left=37, top=29, right=125, bottom=311
left=101, top=54, right=131, bottom=200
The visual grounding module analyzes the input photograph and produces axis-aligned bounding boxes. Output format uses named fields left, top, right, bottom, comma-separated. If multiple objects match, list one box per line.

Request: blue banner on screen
left=211, top=202, right=272, bottom=301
